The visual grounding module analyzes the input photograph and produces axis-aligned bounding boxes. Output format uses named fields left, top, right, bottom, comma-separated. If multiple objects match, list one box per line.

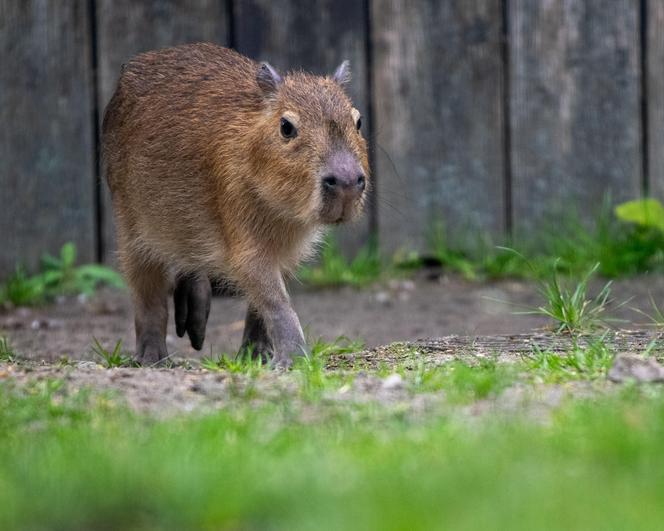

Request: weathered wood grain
left=327, top=330, right=664, bottom=369
left=648, top=1, right=664, bottom=200
left=234, top=0, right=371, bottom=254
left=371, top=0, right=506, bottom=256
left=95, top=0, right=229, bottom=263
left=509, top=0, right=642, bottom=239
left=0, top=0, right=96, bottom=275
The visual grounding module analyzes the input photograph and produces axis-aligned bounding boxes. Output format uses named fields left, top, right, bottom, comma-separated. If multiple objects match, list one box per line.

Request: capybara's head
left=249, top=61, right=369, bottom=225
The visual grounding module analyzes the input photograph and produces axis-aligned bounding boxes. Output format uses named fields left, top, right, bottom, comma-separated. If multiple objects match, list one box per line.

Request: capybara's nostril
left=357, top=175, right=366, bottom=191
left=323, top=175, right=338, bottom=190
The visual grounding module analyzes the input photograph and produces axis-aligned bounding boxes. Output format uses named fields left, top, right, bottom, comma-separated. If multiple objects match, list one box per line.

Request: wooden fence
left=0, top=0, right=660, bottom=274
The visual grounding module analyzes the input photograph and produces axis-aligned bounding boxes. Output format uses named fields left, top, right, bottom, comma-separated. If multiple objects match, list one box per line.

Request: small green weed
left=91, top=338, right=137, bottom=368
left=0, top=336, right=16, bottom=362
left=517, top=259, right=615, bottom=334
left=0, top=243, right=124, bottom=306
left=296, top=336, right=363, bottom=398
left=411, top=358, right=517, bottom=402
left=310, top=335, right=364, bottom=358
left=201, top=347, right=264, bottom=376
left=298, top=234, right=382, bottom=287
left=526, top=338, right=615, bottom=382
left=1, top=267, right=45, bottom=306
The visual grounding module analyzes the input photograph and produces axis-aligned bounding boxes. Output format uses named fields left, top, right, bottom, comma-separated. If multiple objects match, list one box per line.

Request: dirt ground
left=3, top=273, right=664, bottom=416
left=3, top=272, right=664, bottom=363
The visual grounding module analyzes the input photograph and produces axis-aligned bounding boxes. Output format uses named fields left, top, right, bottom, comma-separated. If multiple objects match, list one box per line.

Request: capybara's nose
left=322, top=173, right=365, bottom=193
left=322, top=150, right=366, bottom=199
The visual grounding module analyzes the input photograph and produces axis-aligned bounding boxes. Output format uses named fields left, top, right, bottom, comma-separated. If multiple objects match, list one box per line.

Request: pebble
left=375, top=291, right=391, bottom=305
left=608, top=354, right=664, bottom=383
left=76, top=361, right=102, bottom=370
left=29, top=319, right=64, bottom=330
left=382, top=373, right=404, bottom=390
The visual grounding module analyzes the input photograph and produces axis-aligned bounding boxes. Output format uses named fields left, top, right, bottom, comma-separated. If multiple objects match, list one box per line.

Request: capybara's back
left=102, top=43, right=369, bottom=366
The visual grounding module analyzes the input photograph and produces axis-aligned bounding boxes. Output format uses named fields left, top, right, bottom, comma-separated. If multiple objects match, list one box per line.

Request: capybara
left=102, top=43, right=369, bottom=367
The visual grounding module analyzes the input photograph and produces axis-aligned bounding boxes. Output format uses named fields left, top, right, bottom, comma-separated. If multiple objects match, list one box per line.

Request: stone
left=608, top=354, right=664, bottom=383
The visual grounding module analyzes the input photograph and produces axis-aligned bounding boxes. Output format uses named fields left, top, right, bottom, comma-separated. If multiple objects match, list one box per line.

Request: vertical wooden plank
left=96, top=0, right=229, bottom=263
left=510, top=0, right=642, bottom=238
left=371, top=0, right=505, bottom=256
left=648, top=0, right=664, bottom=199
left=234, top=0, right=371, bottom=255
left=0, top=0, right=96, bottom=276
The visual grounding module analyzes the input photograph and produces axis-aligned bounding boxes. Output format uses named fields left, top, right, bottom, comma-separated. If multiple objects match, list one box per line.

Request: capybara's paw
left=174, top=274, right=212, bottom=351
left=135, top=337, right=168, bottom=366
left=238, top=340, right=271, bottom=364
left=270, top=354, right=294, bottom=370
left=270, top=346, right=308, bottom=370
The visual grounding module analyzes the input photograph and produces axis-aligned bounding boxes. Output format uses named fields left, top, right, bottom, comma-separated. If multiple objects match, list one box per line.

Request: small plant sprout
left=0, top=242, right=125, bottom=307
left=294, top=336, right=363, bottom=399
left=202, top=346, right=264, bottom=376
left=91, top=338, right=137, bottom=368
left=39, top=242, right=125, bottom=297
left=532, top=262, right=616, bottom=334
left=0, top=336, right=16, bottom=362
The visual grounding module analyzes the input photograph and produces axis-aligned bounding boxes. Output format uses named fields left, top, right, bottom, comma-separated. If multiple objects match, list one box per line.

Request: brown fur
left=102, top=43, right=369, bottom=366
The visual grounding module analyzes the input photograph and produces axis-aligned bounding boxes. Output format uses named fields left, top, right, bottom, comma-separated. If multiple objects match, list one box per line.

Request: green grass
left=527, top=261, right=615, bottom=334
left=298, top=235, right=382, bottom=287
left=2, top=378, right=664, bottom=530
left=0, top=242, right=124, bottom=307
left=0, top=336, right=15, bottom=362
left=202, top=348, right=265, bottom=375
left=421, top=202, right=664, bottom=281
left=300, top=198, right=664, bottom=288
left=91, top=338, right=138, bottom=368
left=410, top=357, right=518, bottom=402
left=525, top=338, right=616, bottom=382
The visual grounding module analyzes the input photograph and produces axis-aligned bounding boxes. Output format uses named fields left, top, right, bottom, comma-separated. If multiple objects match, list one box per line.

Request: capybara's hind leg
left=173, top=273, right=211, bottom=350
left=125, top=257, right=170, bottom=365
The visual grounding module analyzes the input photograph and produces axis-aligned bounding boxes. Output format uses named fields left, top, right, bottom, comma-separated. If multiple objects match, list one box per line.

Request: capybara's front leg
left=264, top=302, right=308, bottom=369
left=241, top=267, right=307, bottom=368
left=124, top=257, right=170, bottom=365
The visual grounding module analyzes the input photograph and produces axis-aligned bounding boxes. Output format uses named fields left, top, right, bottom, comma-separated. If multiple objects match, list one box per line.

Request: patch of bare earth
left=2, top=274, right=664, bottom=418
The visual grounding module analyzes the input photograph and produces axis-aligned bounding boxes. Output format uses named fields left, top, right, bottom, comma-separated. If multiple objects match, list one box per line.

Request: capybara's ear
left=332, top=60, right=351, bottom=86
left=257, top=62, right=283, bottom=94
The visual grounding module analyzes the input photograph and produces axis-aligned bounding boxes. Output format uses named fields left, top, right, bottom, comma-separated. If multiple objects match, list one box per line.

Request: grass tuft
left=91, top=338, right=137, bottom=368
left=411, top=358, right=517, bottom=402
left=526, top=338, right=615, bottom=382
left=0, top=336, right=16, bottom=363
left=201, top=347, right=265, bottom=376
left=0, top=242, right=124, bottom=307
left=530, top=261, right=614, bottom=334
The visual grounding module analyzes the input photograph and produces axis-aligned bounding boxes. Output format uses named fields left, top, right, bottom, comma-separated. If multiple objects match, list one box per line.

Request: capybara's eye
left=280, top=118, right=297, bottom=139
left=356, top=116, right=362, bottom=131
